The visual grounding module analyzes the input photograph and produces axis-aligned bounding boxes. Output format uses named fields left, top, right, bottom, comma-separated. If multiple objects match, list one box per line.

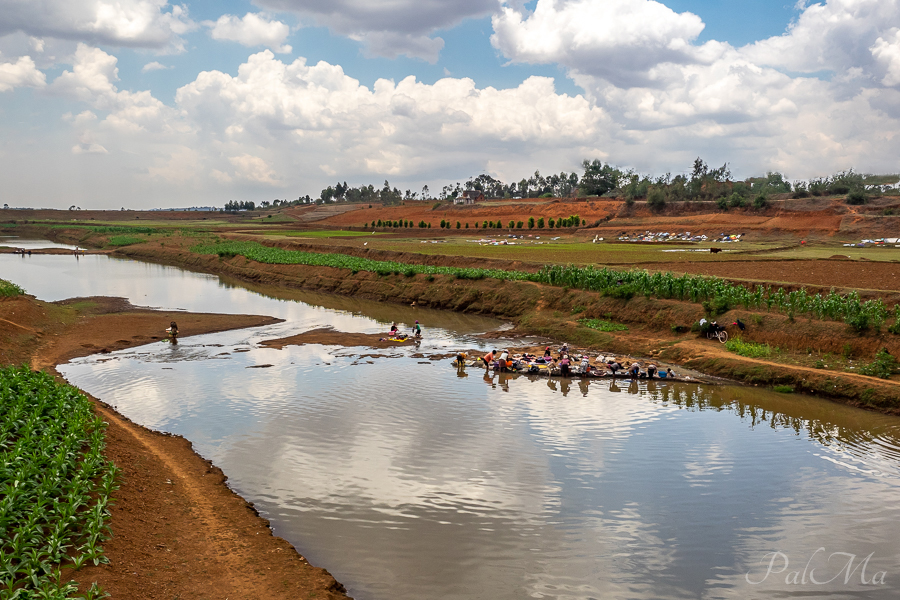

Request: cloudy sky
left=1, top=0, right=899, bottom=209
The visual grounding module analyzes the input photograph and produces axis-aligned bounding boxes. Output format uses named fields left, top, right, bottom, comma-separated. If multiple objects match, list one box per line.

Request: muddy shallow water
left=4, top=252, right=900, bottom=599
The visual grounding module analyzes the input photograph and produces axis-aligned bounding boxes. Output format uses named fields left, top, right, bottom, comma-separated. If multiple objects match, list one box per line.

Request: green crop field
left=0, top=366, right=118, bottom=599
left=260, top=230, right=389, bottom=238
left=364, top=239, right=790, bottom=265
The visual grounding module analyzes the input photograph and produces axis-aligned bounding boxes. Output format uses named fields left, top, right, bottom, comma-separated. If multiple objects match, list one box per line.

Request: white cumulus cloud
left=0, top=0, right=195, bottom=52
left=252, top=0, right=498, bottom=62
left=142, top=60, right=170, bottom=72
left=491, top=0, right=715, bottom=87
left=871, top=28, right=900, bottom=86
left=743, top=0, right=900, bottom=77
left=0, top=55, right=47, bottom=92
left=207, top=13, right=292, bottom=54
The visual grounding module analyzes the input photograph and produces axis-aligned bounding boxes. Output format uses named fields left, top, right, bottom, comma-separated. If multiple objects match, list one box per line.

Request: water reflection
left=64, top=339, right=900, bottom=600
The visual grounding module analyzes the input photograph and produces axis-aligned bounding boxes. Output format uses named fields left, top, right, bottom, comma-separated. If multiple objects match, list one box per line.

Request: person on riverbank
left=482, top=349, right=496, bottom=369
left=629, top=362, right=641, bottom=379
left=608, top=360, right=621, bottom=376
left=498, top=349, right=509, bottom=372
left=390, top=322, right=398, bottom=336
left=559, top=354, right=571, bottom=377
left=647, top=364, right=657, bottom=378
left=166, top=321, right=178, bottom=341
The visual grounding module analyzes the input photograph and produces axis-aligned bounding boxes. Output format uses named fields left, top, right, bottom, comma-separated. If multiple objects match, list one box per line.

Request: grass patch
left=724, top=336, right=777, bottom=358
left=578, top=318, right=628, bottom=332
left=0, top=277, right=25, bottom=297
left=107, top=235, right=146, bottom=246
left=773, top=385, right=794, bottom=393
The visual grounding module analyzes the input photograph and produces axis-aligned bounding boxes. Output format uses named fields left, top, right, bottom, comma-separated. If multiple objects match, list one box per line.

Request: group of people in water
left=457, top=344, right=677, bottom=379
left=383, top=320, right=422, bottom=341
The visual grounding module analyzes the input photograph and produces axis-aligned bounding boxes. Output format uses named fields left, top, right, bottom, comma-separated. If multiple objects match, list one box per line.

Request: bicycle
left=706, top=327, right=728, bottom=343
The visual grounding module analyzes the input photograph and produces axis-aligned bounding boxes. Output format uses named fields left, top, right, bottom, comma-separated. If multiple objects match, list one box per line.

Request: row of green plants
left=192, top=242, right=897, bottom=330
left=0, top=366, right=118, bottom=599
left=534, top=265, right=892, bottom=330
left=193, top=240, right=535, bottom=281
left=0, top=278, right=24, bottom=297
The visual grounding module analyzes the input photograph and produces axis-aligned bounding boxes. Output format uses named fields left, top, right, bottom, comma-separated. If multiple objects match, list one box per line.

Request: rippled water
left=4, top=252, right=900, bottom=599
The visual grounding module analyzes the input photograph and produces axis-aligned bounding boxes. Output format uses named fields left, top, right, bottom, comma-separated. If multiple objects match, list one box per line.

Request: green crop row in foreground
left=193, top=241, right=897, bottom=329
left=0, top=366, right=118, bottom=600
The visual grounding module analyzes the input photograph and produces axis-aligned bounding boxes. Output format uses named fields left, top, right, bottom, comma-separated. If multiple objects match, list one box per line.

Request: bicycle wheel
left=717, top=330, right=728, bottom=343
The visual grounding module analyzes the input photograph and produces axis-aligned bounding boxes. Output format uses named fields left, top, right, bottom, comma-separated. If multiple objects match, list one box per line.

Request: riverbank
left=99, top=235, right=900, bottom=412
left=0, top=293, right=351, bottom=600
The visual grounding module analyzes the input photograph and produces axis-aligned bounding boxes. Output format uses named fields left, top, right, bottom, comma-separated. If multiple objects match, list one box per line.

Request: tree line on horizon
left=223, top=159, right=899, bottom=212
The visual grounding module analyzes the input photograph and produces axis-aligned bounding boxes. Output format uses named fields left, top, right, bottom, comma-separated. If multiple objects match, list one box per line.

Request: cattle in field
left=709, top=247, right=722, bottom=254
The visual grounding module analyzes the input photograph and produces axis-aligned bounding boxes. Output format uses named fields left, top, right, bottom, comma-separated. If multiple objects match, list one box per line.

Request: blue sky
left=1, top=0, right=899, bottom=208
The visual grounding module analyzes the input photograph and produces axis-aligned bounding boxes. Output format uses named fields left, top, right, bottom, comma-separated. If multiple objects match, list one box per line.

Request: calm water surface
left=3, top=253, right=900, bottom=599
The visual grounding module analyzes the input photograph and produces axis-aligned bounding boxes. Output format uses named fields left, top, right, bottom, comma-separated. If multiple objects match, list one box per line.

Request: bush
left=847, top=312, right=870, bottom=332
left=702, top=296, right=730, bottom=316
left=528, top=217, right=535, bottom=228
left=456, top=221, right=461, bottom=229
left=846, top=190, right=868, bottom=205
left=516, top=221, right=523, bottom=228
left=716, top=197, right=728, bottom=210
left=549, top=219, right=555, bottom=228
left=647, top=187, right=666, bottom=212
left=508, top=220, right=515, bottom=228
left=537, top=217, right=545, bottom=228
left=728, top=193, right=746, bottom=208
left=858, top=348, right=898, bottom=378
left=752, top=194, right=769, bottom=210
left=603, top=284, right=636, bottom=300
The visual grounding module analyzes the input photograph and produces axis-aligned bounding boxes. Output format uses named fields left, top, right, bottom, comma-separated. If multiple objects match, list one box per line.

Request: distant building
left=454, top=190, right=484, bottom=205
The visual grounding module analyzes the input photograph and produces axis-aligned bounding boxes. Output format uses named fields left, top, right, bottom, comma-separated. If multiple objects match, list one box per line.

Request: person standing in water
left=413, top=320, right=422, bottom=338
left=167, top=321, right=178, bottom=342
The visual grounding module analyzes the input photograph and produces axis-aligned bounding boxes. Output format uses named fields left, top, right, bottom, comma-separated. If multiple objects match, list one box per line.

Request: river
left=3, top=247, right=900, bottom=599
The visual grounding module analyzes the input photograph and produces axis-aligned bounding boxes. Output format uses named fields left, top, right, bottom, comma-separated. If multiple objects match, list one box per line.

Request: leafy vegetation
left=0, top=278, right=24, bottom=297
left=0, top=366, right=118, bottom=599
left=533, top=265, right=891, bottom=328
left=858, top=348, right=898, bottom=379
left=724, top=337, right=778, bottom=358
left=773, top=385, right=794, bottom=393
left=578, top=318, right=628, bottom=332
